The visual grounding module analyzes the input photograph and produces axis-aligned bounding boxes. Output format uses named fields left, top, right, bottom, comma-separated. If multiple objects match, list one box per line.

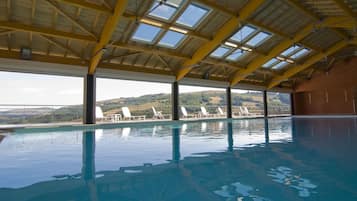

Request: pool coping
left=0, top=115, right=292, bottom=134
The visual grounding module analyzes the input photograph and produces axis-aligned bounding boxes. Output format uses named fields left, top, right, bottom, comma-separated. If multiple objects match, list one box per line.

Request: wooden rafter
left=0, top=30, right=13, bottom=36
left=0, top=21, right=95, bottom=41
left=230, top=23, right=315, bottom=86
left=196, top=0, right=322, bottom=52
left=88, top=0, right=128, bottom=74
left=44, top=0, right=97, bottom=40
left=55, top=0, right=111, bottom=14
left=175, top=0, right=265, bottom=81
left=39, top=35, right=82, bottom=59
left=284, top=0, right=348, bottom=39
left=332, top=0, right=355, bottom=18
left=267, top=40, right=348, bottom=89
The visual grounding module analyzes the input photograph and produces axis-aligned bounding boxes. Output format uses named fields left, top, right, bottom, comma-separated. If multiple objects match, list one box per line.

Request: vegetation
left=0, top=91, right=290, bottom=124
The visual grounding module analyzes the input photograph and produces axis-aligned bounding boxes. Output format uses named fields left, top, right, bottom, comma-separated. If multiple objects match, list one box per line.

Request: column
left=172, top=81, right=179, bottom=120
left=83, top=74, right=96, bottom=124
left=263, top=90, right=268, bottom=118
left=290, top=93, right=295, bottom=115
left=226, top=87, right=232, bottom=118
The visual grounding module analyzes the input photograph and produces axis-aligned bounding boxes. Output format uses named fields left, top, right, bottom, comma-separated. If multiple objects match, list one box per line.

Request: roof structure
left=0, top=0, right=357, bottom=90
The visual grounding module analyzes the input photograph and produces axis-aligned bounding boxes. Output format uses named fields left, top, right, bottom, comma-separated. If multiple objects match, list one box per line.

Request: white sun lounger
left=121, top=107, right=145, bottom=120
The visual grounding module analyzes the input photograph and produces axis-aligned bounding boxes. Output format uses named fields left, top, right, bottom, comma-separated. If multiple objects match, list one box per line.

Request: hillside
left=0, top=91, right=290, bottom=124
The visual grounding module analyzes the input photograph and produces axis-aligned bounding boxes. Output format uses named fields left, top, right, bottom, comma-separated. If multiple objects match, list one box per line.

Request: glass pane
left=158, top=30, right=186, bottom=48
left=210, top=46, right=231, bottom=58
left=226, top=49, right=246, bottom=61
left=131, top=23, right=162, bottom=43
left=272, top=61, right=288, bottom=70
left=176, top=4, right=209, bottom=27
left=281, top=45, right=301, bottom=56
left=230, top=25, right=256, bottom=42
left=262, top=58, right=279, bottom=68
left=246, top=32, right=271, bottom=47
left=291, top=48, right=310, bottom=59
left=148, top=1, right=179, bottom=20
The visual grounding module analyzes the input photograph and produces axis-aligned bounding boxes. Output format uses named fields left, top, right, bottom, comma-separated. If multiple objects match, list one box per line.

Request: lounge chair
left=243, top=106, right=257, bottom=116
left=96, top=106, right=114, bottom=122
left=121, top=107, right=146, bottom=120
left=217, top=107, right=226, bottom=117
left=239, top=106, right=248, bottom=116
left=96, top=106, right=104, bottom=121
left=181, top=106, right=196, bottom=118
left=200, top=106, right=214, bottom=118
left=96, top=106, right=121, bottom=122
left=152, top=106, right=164, bottom=119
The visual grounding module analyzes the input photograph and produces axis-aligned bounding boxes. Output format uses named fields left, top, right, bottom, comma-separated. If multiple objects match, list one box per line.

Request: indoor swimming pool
left=0, top=117, right=356, bottom=201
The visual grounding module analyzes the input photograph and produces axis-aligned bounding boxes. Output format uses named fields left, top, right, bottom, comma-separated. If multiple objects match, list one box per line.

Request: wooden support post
left=290, top=93, right=295, bottom=115
left=83, top=74, right=96, bottom=124
left=226, top=87, right=232, bottom=118
left=263, top=90, right=268, bottom=118
left=172, top=81, right=179, bottom=120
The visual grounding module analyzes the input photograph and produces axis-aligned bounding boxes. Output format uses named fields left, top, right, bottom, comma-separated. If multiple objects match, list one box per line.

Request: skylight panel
left=246, top=32, right=271, bottom=47
left=272, top=61, right=289, bottom=70
left=210, top=45, right=232, bottom=58
left=230, top=25, right=256, bottom=43
left=131, top=23, right=162, bottom=43
left=176, top=3, right=210, bottom=28
left=158, top=30, right=186, bottom=48
left=291, top=48, right=310, bottom=59
left=262, top=58, right=279, bottom=68
left=281, top=45, right=301, bottom=56
left=148, top=0, right=183, bottom=21
left=226, top=49, right=246, bottom=61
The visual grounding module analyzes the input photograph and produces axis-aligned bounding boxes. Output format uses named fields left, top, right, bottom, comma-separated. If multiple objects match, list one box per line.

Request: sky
left=0, top=71, right=245, bottom=106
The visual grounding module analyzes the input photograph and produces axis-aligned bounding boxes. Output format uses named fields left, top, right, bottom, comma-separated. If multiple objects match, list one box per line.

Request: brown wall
left=293, top=57, right=357, bottom=115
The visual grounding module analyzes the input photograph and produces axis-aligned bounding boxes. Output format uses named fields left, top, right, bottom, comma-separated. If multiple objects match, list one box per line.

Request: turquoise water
left=0, top=117, right=356, bottom=201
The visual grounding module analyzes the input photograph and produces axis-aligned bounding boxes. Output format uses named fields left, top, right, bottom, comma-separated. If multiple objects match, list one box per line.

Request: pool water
left=0, top=117, right=356, bottom=201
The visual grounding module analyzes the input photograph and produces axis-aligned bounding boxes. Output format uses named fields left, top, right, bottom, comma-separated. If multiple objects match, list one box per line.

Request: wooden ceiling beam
left=0, top=30, right=13, bottom=36
left=39, top=34, right=82, bottom=58
left=267, top=40, right=348, bottom=89
left=175, top=0, right=265, bottom=81
left=332, top=0, right=356, bottom=18
left=196, top=0, right=322, bottom=52
left=284, top=0, right=348, bottom=39
left=0, top=21, right=95, bottom=41
left=44, top=0, right=97, bottom=40
left=88, top=0, right=128, bottom=74
left=55, top=0, right=112, bottom=14
left=230, top=23, right=315, bottom=86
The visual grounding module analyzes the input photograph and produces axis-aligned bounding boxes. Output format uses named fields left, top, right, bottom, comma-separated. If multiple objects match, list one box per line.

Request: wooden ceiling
left=0, top=0, right=356, bottom=90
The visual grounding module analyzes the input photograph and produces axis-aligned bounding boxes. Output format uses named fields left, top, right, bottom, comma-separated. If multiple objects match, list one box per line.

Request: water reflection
left=214, top=181, right=270, bottom=201
left=267, top=166, right=317, bottom=198
left=1, top=117, right=356, bottom=201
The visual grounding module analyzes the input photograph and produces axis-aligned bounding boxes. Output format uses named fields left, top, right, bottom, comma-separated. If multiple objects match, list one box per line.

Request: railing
left=0, top=104, right=82, bottom=125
